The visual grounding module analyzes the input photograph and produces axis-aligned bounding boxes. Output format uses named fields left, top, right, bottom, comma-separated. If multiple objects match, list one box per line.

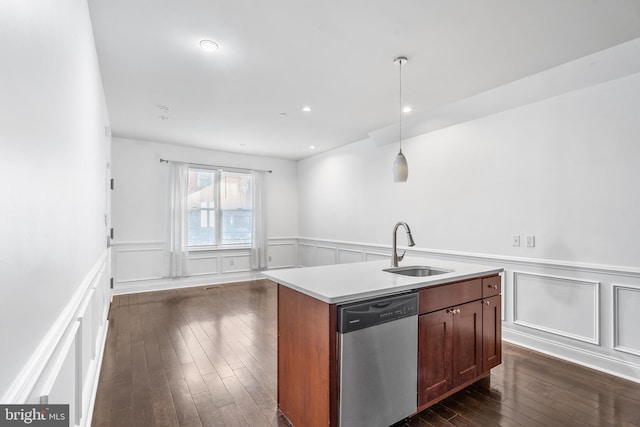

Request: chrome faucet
left=391, top=222, right=415, bottom=267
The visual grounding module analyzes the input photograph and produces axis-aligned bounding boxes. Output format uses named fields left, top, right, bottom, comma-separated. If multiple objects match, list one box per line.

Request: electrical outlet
left=512, top=235, right=520, bottom=247
left=268, top=256, right=273, bottom=262
left=526, top=235, right=535, bottom=247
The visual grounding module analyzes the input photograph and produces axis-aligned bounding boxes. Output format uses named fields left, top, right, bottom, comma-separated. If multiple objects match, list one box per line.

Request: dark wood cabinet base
left=277, top=285, right=338, bottom=427
left=277, top=275, right=502, bottom=427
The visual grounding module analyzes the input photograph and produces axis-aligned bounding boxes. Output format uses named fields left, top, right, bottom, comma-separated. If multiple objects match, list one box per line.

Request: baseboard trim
left=503, top=328, right=640, bottom=384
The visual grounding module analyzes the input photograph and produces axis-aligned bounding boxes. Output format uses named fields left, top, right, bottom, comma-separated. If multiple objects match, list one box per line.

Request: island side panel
left=277, top=284, right=337, bottom=427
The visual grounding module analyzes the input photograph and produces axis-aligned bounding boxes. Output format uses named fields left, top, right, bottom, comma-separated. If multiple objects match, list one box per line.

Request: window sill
left=188, top=245, right=251, bottom=253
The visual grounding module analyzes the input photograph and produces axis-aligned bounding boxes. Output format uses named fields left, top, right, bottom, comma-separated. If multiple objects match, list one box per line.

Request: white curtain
left=250, top=170, right=268, bottom=270
left=168, top=162, right=189, bottom=277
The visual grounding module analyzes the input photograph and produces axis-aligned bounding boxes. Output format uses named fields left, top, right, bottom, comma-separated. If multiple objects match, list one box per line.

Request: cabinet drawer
left=419, top=279, right=482, bottom=314
left=482, top=275, right=501, bottom=298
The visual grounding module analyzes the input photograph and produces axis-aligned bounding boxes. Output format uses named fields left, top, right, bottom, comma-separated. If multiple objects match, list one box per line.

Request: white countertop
left=262, top=257, right=503, bottom=304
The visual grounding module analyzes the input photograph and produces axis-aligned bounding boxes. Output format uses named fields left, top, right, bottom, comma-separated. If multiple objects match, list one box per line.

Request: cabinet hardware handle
left=456, top=309, right=461, bottom=314
left=484, top=300, right=490, bottom=305
left=488, top=284, right=498, bottom=289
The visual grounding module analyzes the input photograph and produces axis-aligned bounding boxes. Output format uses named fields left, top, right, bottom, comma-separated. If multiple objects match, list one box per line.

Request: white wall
left=299, top=72, right=640, bottom=268
left=0, top=0, right=112, bottom=421
left=297, top=58, right=640, bottom=381
left=111, top=137, right=298, bottom=292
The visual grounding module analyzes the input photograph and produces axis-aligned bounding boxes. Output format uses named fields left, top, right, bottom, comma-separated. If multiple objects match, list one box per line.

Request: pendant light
left=392, top=56, right=409, bottom=182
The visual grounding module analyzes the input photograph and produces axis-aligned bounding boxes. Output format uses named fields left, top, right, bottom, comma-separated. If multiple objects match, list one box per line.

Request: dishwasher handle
left=371, top=300, right=393, bottom=309
left=338, top=293, right=418, bottom=334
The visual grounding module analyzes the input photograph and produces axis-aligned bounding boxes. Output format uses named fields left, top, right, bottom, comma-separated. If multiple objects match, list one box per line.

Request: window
left=187, top=168, right=253, bottom=248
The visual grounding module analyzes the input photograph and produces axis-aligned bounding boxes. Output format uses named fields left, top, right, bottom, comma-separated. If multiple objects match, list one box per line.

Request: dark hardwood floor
left=92, top=280, right=640, bottom=427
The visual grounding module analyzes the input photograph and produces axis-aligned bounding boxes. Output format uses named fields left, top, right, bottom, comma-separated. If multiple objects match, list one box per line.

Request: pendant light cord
left=391, top=56, right=409, bottom=183
left=399, top=58, right=403, bottom=153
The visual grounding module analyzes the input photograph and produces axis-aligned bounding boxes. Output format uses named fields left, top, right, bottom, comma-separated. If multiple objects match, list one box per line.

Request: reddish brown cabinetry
left=417, top=276, right=501, bottom=410
left=417, top=307, right=452, bottom=403
left=276, top=274, right=502, bottom=426
left=277, top=285, right=337, bottom=427
left=482, top=275, right=502, bottom=372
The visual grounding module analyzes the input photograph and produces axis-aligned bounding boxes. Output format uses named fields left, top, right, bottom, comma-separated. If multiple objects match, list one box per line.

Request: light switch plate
left=526, top=235, right=535, bottom=247
left=512, top=235, right=520, bottom=247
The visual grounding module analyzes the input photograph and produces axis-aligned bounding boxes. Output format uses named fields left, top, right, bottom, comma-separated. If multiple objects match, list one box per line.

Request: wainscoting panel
left=267, top=239, right=297, bottom=269
left=187, top=254, right=219, bottom=276
left=36, top=322, right=79, bottom=425
left=3, top=251, right=111, bottom=427
left=316, top=245, right=337, bottom=266
left=338, top=248, right=364, bottom=264
left=78, top=287, right=96, bottom=420
left=365, top=251, right=390, bottom=262
left=513, top=271, right=600, bottom=345
left=298, top=243, right=316, bottom=268
left=613, top=284, right=640, bottom=356
left=221, top=254, right=251, bottom=274
left=115, top=242, right=165, bottom=283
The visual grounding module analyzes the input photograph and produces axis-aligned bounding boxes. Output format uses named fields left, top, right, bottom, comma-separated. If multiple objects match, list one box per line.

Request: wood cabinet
left=277, top=284, right=337, bottom=427
left=417, top=276, right=501, bottom=410
left=417, top=307, right=452, bottom=403
left=482, top=275, right=502, bottom=372
left=452, top=300, right=483, bottom=386
left=276, top=273, right=502, bottom=425
left=482, top=294, right=502, bottom=372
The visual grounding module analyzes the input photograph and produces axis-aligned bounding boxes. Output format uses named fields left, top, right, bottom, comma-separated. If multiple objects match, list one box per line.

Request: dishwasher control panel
left=337, top=292, right=418, bottom=333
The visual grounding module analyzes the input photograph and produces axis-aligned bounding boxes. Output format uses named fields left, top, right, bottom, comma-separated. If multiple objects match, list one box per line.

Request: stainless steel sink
left=383, top=266, right=452, bottom=277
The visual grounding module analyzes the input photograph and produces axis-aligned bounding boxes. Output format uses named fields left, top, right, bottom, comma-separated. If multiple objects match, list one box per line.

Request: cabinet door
left=482, top=295, right=502, bottom=372
left=418, top=309, right=453, bottom=406
left=452, top=300, right=483, bottom=387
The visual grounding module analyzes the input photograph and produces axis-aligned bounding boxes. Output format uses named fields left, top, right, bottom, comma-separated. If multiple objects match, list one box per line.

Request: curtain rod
left=159, top=158, right=272, bottom=173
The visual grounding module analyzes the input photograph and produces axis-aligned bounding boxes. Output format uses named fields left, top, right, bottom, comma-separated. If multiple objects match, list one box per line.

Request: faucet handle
left=397, top=250, right=406, bottom=262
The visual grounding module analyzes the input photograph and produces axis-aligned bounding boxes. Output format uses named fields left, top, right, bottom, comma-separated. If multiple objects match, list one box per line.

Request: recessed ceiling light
left=200, top=40, right=219, bottom=52
left=302, top=106, right=311, bottom=112
left=403, top=106, right=412, bottom=113
left=309, top=145, right=315, bottom=149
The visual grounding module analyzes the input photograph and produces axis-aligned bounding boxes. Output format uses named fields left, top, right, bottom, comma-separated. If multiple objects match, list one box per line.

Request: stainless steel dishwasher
left=338, top=292, right=418, bottom=427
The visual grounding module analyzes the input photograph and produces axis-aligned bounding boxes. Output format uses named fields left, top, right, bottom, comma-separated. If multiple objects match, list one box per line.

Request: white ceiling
left=88, top=0, right=640, bottom=160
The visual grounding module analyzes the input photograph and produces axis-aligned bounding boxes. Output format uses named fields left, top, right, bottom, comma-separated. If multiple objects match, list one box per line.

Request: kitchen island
left=263, top=257, right=504, bottom=427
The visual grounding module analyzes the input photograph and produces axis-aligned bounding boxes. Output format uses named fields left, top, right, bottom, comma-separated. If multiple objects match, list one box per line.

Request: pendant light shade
left=393, top=150, right=408, bottom=182
left=392, top=56, right=408, bottom=182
